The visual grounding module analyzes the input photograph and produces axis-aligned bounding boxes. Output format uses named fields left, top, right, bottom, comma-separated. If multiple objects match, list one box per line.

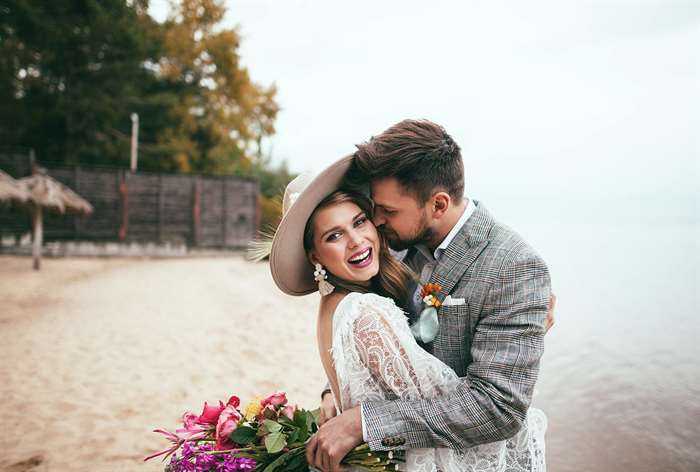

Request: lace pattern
left=331, top=292, right=546, bottom=472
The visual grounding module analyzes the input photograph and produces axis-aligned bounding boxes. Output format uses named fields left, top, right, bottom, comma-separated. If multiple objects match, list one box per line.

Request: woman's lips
left=348, top=247, right=373, bottom=269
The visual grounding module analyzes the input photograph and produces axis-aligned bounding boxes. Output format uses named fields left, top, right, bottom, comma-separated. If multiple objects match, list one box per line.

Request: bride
left=265, top=155, right=548, bottom=472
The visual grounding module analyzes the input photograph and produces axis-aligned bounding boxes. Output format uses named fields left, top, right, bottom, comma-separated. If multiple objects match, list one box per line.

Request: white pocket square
left=442, top=295, right=466, bottom=306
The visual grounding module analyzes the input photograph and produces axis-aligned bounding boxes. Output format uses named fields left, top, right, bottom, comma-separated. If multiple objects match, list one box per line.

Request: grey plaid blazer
left=362, top=201, right=551, bottom=451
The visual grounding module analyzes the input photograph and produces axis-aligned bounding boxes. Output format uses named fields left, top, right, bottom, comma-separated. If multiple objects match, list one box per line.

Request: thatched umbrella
left=16, top=168, right=93, bottom=270
left=0, top=170, right=30, bottom=204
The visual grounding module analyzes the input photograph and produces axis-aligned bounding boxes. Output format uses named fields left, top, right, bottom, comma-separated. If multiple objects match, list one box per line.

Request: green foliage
left=0, top=0, right=291, bottom=228
left=230, top=425, right=256, bottom=445
left=263, top=431, right=286, bottom=454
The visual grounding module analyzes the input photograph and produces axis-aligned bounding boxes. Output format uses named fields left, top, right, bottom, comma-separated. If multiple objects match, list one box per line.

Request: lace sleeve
left=351, top=307, right=423, bottom=399
left=332, top=293, right=459, bottom=407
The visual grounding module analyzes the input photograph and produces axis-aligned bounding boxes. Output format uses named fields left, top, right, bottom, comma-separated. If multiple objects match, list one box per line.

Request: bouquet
left=145, top=391, right=405, bottom=471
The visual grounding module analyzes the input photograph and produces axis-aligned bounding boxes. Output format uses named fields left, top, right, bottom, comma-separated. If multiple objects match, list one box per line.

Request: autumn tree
left=0, top=0, right=279, bottom=176
left=149, top=0, right=278, bottom=174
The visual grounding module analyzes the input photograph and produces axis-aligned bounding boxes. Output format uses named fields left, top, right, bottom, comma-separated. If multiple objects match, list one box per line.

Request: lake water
left=509, top=220, right=700, bottom=471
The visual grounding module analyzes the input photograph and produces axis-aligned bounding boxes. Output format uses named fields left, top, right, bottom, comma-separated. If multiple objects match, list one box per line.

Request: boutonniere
left=411, top=282, right=442, bottom=343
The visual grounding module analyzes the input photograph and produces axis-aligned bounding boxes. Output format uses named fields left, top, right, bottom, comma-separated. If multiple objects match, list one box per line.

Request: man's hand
left=319, top=390, right=337, bottom=426
left=306, top=405, right=363, bottom=472
left=545, top=293, right=556, bottom=333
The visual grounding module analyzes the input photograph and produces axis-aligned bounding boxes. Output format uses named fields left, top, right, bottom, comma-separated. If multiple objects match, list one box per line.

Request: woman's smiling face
left=310, top=201, right=380, bottom=284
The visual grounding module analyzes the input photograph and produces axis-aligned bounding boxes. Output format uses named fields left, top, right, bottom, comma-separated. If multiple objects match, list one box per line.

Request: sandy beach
left=0, top=255, right=325, bottom=472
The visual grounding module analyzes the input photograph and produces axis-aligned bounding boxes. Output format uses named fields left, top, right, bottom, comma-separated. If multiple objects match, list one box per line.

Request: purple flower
left=236, top=458, right=256, bottom=470
left=217, top=454, right=257, bottom=472
left=181, top=442, right=196, bottom=460
left=194, top=452, right=216, bottom=471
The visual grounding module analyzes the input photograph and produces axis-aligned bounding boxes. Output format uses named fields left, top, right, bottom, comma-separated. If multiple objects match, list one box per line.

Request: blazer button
left=381, top=436, right=405, bottom=447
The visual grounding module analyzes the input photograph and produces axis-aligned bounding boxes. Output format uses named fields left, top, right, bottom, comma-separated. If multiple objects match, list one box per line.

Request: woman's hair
left=303, top=190, right=414, bottom=310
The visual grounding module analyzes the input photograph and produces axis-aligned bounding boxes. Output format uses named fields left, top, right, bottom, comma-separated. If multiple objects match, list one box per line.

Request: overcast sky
left=150, top=0, right=698, bottom=223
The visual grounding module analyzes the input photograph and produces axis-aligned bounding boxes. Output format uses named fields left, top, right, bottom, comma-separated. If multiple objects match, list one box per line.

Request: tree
left=0, top=0, right=279, bottom=176
left=143, top=0, right=279, bottom=174
left=0, top=0, right=159, bottom=166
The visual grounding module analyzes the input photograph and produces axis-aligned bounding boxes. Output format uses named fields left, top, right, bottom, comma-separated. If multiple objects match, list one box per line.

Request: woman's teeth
left=349, top=248, right=371, bottom=264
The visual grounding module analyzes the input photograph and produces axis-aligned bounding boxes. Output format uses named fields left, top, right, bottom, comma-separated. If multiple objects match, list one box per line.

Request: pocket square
left=442, top=295, right=466, bottom=306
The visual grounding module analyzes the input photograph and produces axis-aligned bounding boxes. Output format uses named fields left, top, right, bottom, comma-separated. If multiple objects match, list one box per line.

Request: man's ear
left=432, top=192, right=451, bottom=218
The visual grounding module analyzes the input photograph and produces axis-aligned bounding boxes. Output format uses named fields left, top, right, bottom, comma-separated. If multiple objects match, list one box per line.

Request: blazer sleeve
left=362, top=250, right=551, bottom=451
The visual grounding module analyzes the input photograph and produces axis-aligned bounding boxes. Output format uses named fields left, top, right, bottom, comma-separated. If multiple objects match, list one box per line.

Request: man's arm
left=362, top=250, right=551, bottom=450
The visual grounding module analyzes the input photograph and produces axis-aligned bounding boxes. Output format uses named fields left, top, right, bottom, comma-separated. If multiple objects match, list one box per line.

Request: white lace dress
left=330, top=292, right=547, bottom=472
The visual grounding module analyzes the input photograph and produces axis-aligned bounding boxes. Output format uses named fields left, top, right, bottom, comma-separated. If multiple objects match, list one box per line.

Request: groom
left=306, top=119, right=553, bottom=471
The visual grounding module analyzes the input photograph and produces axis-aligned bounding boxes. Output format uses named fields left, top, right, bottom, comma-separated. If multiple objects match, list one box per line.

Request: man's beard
left=382, top=221, right=434, bottom=252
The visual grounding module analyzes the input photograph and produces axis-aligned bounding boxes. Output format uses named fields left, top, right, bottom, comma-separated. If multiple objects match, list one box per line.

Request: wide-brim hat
left=270, top=154, right=355, bottom=296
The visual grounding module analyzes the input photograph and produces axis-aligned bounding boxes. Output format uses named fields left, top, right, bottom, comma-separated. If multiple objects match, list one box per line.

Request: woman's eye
left=354, top=217, right=367, bottom=227
left=326, top=232, right=341, bottom=242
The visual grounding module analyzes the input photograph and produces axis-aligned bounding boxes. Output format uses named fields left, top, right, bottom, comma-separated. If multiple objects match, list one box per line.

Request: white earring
left=314, top=263, right=335, bottom=296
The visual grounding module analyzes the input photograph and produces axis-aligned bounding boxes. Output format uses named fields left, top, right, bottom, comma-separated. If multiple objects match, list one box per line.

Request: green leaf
left=309, top=408, right=321, bottom=425
left=287, top=427, right=299, bottom=445
left=230, top=425, right=257, bottom=445
left=278, top=415, right=294, bottom=426
left=262, top=419, right=282, bottom=433
left=306, top=411, right=316, bottom=431
left=264, top=431, right=287, bottom=454
left=292, top=410, right=308, bottom=430
left=262, top=447, right=306, bottom=472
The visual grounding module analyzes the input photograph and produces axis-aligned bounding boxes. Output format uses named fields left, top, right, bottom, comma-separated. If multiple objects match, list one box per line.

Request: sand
left=0, top=255, right=325, bottom=471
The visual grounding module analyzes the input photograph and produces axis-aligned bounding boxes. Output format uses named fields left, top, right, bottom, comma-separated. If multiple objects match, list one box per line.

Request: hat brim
left=270, top=154, right=354, bottom=296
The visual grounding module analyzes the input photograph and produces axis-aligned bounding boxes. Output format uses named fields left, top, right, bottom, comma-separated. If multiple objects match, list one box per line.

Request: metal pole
left=130, top=113, right=139, bottom=172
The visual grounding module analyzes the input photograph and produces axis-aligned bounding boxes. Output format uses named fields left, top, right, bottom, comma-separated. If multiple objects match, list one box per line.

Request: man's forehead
left=371, top=178, right=416, bottom=206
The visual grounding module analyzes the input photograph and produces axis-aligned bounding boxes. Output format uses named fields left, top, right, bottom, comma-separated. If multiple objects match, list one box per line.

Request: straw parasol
left=0, top=169, right=30, bottom=204
left=16, top=167, right=93, bottom=270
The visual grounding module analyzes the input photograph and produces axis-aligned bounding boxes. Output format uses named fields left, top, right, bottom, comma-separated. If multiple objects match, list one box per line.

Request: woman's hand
left=319, top=390, right=337, bottom=425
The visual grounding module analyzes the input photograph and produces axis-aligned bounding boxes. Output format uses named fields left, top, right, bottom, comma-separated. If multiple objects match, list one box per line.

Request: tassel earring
left=314, top=263, right=335, bottom=296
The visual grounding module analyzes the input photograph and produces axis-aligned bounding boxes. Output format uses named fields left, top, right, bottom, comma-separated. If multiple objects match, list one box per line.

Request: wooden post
left=157, top=174, right=164, bottom=243
left=32, top=205, right=43, bottom=270
left=192, top=177, right=201, bottom=247
left=222, top=179, right=228, bottom=247
left=130, top=113, right=139, bottom=172
left=118, top=170, right=129, bottom=241
left=73, top=166, right=80, bottom=239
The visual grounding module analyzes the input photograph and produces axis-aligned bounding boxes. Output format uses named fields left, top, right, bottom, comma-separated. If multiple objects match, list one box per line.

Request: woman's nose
left=347, top=229, right=364, bottom=247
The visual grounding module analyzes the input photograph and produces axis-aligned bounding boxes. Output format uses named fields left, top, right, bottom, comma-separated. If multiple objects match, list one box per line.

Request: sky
left=150, top=0, right=699, bottom=224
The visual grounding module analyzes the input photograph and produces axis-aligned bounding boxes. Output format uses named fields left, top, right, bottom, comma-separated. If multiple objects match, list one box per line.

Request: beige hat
left=269, top=154, right=355, bottom=296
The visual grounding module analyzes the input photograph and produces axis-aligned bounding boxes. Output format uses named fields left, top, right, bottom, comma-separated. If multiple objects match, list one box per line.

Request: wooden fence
left=0, top=152, right=259, bottom=248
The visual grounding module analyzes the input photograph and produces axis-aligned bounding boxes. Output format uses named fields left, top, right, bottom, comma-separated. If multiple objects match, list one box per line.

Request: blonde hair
left=303, top=190, right=413, bottom=310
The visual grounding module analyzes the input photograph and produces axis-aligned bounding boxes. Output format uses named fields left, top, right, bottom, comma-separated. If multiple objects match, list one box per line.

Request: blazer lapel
left=430, top=201, right=495, bottom=297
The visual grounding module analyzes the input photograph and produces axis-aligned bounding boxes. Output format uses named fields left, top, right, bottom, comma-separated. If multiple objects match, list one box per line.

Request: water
left=511, top=221, right=700, bottom=471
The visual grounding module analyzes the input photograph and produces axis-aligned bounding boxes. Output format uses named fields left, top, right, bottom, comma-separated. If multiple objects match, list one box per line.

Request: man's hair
left=350, top=119, right=464, bottom=204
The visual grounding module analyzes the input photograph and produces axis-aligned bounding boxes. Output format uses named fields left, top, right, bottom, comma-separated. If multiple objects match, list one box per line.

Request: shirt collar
left=416, top=197, right=476, bottom=262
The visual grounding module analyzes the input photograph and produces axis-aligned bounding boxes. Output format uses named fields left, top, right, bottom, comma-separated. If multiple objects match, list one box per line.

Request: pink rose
left=197, top=401, right=226, bottom=425
left=227, top=395, right=240, bottom=408
left=182, top=411, right=199, bottom=430
left=216, top=405, right=242, bottom=450
left=260, top=403, right=278, bottom=420
left=282, top=404, right=298, bottom=420
left=260, top=391, right=287, bottom=408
